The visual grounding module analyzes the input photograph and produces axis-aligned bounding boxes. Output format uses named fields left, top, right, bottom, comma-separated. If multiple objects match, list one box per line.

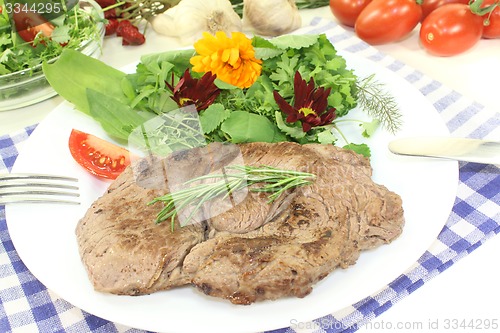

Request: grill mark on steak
left=76, top=142, right=404, bottom=304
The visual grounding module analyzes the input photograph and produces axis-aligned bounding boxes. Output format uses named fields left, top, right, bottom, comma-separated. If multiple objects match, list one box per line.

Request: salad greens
left=0, top=0, right=103, bottom=75
left=43, top=33, right=401, bottom=157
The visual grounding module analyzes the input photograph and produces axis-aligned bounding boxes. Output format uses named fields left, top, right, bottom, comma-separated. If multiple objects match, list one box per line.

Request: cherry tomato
left=68, top=129, right=131, bottom=180
left=481, top=0, right=500, bottom=38
left=420, top=3, right=484, bottom=56
left=12, top=8, right=54, bottom=45
left=355, top=0, right=423, bottom=45
left=421, top=0, right=470, bottom=20
left=329, top=0, right=372, bottom=27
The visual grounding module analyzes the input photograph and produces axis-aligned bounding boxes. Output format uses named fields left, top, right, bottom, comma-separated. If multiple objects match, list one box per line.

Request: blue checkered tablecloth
left=1, top=18, right=499, bottom=333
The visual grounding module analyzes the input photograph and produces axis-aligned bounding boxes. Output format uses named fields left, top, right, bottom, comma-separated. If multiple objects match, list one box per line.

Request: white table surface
left=1, top=7, right=499, bottom=332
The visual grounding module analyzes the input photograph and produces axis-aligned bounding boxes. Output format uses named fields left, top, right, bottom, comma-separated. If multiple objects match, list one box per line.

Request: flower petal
left=190, top=31, right=261, bottom=89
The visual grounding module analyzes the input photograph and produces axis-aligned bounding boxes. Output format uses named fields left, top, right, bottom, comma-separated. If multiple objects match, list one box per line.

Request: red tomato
left=481, top=0, right=500, bottom=38
left=68, top=129, right=131, bottom=180
left=329, top=0, right=372, bottom=27
left=421, top=0, right=470, bottom=20
left=355, top=0, right=423, bottom=45
left=420, top=3, right=484, bottom=56
left=12, top=8, right=55, bottom=45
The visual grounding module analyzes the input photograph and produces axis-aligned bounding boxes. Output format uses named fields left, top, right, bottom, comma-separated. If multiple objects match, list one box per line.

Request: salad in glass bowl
left=0, top=0, right=104, bottom=111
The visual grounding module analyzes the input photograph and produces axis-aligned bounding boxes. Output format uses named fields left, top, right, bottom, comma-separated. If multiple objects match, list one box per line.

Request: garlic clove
left=150, top=11, right=178, bottom=37
left=150, top=0, right=242, bottom=45
left=242, top=0, right=302, bottom=37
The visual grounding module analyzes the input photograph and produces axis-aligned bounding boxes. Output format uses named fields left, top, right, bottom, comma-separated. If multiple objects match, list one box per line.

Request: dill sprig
left=355, top=74, right=403, bottom=135
left=149, top=165, right=316, bottom=230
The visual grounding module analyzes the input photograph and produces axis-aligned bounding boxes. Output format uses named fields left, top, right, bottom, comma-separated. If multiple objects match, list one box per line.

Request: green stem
left=470, top=0, right=499, bottom=16
left=331, top=124, right=350, bottom=146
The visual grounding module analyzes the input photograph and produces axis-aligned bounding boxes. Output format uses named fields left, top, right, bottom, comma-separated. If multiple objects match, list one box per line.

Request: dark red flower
left=273, top=71, right=337, bottom=132
left=166, top=69, right=221, bottom=112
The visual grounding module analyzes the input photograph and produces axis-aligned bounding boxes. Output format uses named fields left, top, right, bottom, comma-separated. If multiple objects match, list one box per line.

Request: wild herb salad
left=43, top=31, right=401, bottom=157
left=0, top=0, right=103, bottom=76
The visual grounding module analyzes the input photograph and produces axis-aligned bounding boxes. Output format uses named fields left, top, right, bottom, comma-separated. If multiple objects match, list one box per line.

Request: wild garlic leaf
left=254, top=47, right=285, bottom=61
left=87, top=89, right=153, bottom=142
left=252, top=36, right=276, bottom=48
left=43, top=49, right=127, bottom=115
left=140, top=49, right=194, bottom=76
left=269, top=34, right=319, bottom=50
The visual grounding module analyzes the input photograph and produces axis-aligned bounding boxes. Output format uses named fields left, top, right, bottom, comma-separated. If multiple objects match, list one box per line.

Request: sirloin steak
left=76, top=142, right=404, bottom=304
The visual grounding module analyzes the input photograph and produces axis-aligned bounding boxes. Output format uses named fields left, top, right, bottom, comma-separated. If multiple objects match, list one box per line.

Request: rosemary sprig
left=355, top=74, right=403, bottom=135
left=149, top=165, right=316, bottom=230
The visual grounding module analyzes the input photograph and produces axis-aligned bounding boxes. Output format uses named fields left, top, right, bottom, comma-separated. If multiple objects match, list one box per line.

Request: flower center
left=298, top=107, right=316, bottom=117
left=179, top=97, right=194, bottom=106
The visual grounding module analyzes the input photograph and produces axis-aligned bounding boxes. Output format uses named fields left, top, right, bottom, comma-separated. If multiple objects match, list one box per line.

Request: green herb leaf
left=221, top=111, right=287, bottom=143
left=275, top=111, right=305, bottom=140
left=51, top=25, right=71, bottom=44
left=199, top=103, right=231, bottom=133
left=360, top=119, right=380, bottom=138
left=317, top=128, right=337, bottom=145
left=343, top=143, right=371, bottom=158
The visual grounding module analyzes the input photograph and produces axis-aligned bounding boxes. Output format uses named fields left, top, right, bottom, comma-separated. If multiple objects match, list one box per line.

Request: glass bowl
left=0, top=0, right=105, bottom=111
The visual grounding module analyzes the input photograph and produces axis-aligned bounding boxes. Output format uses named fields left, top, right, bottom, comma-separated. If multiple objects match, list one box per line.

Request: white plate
left=6, top=53, right=458, bottom=333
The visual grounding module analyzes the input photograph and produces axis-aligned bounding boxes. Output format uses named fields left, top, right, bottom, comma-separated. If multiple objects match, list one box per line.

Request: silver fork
left=0, top=173, right=80, bottom=205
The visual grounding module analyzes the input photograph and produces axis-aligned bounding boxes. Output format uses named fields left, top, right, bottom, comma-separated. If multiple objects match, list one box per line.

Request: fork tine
left=0, top=174, right=78, bottom=182
left=0, top=173, right=80, bottom=205
left=0, top=183, right=79, bottom=190
left=0, top=190, right=80, bottom=197
left=0, top=198, right=81, bottom=205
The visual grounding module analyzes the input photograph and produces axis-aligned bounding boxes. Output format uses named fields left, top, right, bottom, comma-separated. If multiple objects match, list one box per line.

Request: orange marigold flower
left=190, top=31, right=262, bottom=89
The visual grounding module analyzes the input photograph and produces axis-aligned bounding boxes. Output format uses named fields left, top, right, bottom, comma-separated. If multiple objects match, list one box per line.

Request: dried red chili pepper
left=116, top=20, right=132, bottom=36
left=121, top=26, right=146, bottom=45
left=105, top=18, right=119, bottom=36
left=116, top=20, right=145, bottom=45
left=96, top=0, right=117, bottom=8
left=104, top=8, right=117, bottom=19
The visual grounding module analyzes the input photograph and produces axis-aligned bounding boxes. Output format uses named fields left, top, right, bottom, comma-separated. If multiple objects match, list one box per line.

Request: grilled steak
left=76, top=142, right=404, bottom=304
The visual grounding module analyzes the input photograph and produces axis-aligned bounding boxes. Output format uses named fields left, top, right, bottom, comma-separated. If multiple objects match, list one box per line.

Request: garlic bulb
left=150, top=0, right=243, bottom=45
left=242, top=0, right=302, bottom=37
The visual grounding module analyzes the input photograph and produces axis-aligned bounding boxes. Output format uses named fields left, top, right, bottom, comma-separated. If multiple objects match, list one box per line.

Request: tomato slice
left=68, top=129, right=131, bottom=180
left=12, top=7, right=55, bottom=45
